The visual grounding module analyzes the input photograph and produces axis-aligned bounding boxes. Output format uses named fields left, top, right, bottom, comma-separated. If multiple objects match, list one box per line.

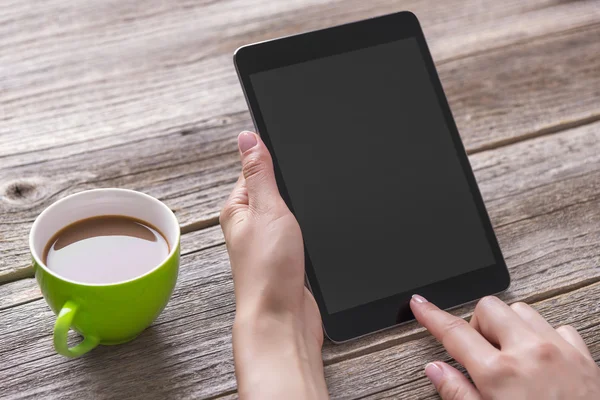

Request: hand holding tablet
left=223, top=11, right=600, bottom=400
left=222, top=131, right=600, bottom=400
left=234, top=11, right=509, bottom=342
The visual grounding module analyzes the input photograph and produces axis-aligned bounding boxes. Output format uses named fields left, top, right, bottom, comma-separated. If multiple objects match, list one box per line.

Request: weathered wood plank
left=2, top=122, right=600, bottom=399
left=3, top=1, right=598, bottom=162
left=2, top=19, right=600, bottom=282
left=444, top=23, right=600, bottom=153
left=335, top=281, right=600, bottom=400
left=2, top=3, right=599, bottom=166
left=3, top=118, right=599, bottom=310
left=0, top=278, right=40, bottom=311
left=7, top=0, right=596, bottom=160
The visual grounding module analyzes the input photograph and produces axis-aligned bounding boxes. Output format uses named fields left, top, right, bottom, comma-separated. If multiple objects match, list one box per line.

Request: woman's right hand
left=410, top=295, right=600, bottom=400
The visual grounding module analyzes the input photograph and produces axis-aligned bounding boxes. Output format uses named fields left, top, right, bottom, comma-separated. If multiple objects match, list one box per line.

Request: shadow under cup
left=29, top=189, right=180, bottom=358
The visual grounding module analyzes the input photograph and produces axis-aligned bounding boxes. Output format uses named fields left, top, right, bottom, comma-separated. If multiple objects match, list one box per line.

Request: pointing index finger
left=411, top=295, right=497, bottom=373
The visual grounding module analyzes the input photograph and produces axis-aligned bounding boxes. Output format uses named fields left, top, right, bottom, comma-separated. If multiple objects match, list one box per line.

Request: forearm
left=233, top=312, right=329, bottom=400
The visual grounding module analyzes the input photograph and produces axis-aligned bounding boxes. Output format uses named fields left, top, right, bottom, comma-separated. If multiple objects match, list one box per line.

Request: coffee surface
left=44, top=215, right=169, bottom=284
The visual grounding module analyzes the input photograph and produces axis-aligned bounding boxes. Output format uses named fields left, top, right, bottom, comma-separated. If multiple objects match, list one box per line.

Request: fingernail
left=412, top=294, right=428, bottom=304
left=238, top=131, right=257, bottom=153
left=425, top=362, right=444, bottom=387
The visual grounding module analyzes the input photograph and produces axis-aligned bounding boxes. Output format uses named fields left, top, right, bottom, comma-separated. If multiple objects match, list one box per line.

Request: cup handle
left=53, top=300, right=99, bottom=358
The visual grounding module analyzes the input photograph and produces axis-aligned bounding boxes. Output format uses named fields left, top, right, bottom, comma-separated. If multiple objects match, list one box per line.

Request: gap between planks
left=154, top=16, right=600, bottom=237
left=4, top=17, right=597, bottom=167
left=436, top=20, right=600, bottom=67
left=1, top=89, right=598, bottom=287
left=178, top=112, right=600, bottom=237
left=2, top=7, right=600, bottom=285
left=466, top=113, right=600, bottom=155
left=0, top=214, right=221, bottom=286
left=5, top=198, right=600, bottom=368
left=2, top=119, right=600, bottom=397
left=181, top=214, right=220, bottom=235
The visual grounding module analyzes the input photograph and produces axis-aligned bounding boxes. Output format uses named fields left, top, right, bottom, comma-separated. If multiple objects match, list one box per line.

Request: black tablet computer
left=234, top=11, right=510, bottom=342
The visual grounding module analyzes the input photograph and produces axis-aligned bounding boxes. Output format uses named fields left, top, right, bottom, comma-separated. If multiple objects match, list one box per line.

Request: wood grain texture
left=2, top=1, right=600, bottom=397
left=333, top=281, right=600, bottom=400
left=3, top=119, right=600, bottom=310
left=2, top=0, right=600, bottom=282
left=0, top=278, right=40, bottom=311
left=2, top=122, right=600, bottom=399
left=0, top=226, right=235, bottom=400
left=7, top=0, right=596, bottom=164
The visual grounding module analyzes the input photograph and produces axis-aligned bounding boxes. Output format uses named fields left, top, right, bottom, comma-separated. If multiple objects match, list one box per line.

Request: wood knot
left=3, top=180, right=41, bottom=203
left=180, top=128, right=199, bottom=136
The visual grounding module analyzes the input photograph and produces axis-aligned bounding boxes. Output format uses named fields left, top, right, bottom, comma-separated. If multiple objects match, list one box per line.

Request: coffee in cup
left=44, top=215, right=170, bottom=284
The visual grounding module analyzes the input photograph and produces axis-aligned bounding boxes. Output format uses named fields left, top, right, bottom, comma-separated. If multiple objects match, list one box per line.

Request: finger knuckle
left=441, top=318, right=469, bottom=341
left=438, top=379, right=469, bottom=400
left=219, top=214, right=230, bottom=233
left=220, top=203, right=248, bottom=242
left=530, top=340, right=561, bottom=362
left=473, top=296, right=498, bottom=318
left=477, top=295, right=499, bottom=310
left=227, top=190, right=249, bottom=209
left=220, top=202, right=236, bottom=226
left=510, top=301, right=529, bottom=313
left=242, top=154, right=267, bottom=181
left=556, top=324, right=577, bottom=335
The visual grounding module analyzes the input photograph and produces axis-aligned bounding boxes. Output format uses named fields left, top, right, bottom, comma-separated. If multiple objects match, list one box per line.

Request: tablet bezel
left=234, top=11, right=510, bottom=342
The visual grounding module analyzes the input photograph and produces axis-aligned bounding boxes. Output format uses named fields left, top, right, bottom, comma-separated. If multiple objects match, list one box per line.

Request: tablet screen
left=249, top=38, right=495, bottom=314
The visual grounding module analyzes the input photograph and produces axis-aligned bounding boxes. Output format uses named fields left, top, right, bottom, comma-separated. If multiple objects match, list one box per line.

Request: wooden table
left=1, top=0, right=599, bottom=398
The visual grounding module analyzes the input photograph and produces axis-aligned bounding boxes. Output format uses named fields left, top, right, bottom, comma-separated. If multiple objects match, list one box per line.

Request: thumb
left=237, top=131, right=281, bottom=213
left=425, top=362, right=482, bottom=400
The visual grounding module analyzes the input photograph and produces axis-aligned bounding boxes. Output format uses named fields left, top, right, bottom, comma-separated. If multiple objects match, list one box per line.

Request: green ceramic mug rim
left=29, top=188, right=181, bottom=287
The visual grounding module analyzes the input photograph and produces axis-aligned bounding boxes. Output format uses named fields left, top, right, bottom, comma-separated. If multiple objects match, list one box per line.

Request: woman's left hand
left=220, top=131, right=328, bottom=400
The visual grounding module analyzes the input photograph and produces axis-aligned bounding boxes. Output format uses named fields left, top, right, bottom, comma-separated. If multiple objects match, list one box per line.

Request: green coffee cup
left=29, top=189, right=180, bottom=358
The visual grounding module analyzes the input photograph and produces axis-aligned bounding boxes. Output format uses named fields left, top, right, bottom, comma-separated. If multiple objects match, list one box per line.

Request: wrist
left=232, top=311, right=328, bottom=400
